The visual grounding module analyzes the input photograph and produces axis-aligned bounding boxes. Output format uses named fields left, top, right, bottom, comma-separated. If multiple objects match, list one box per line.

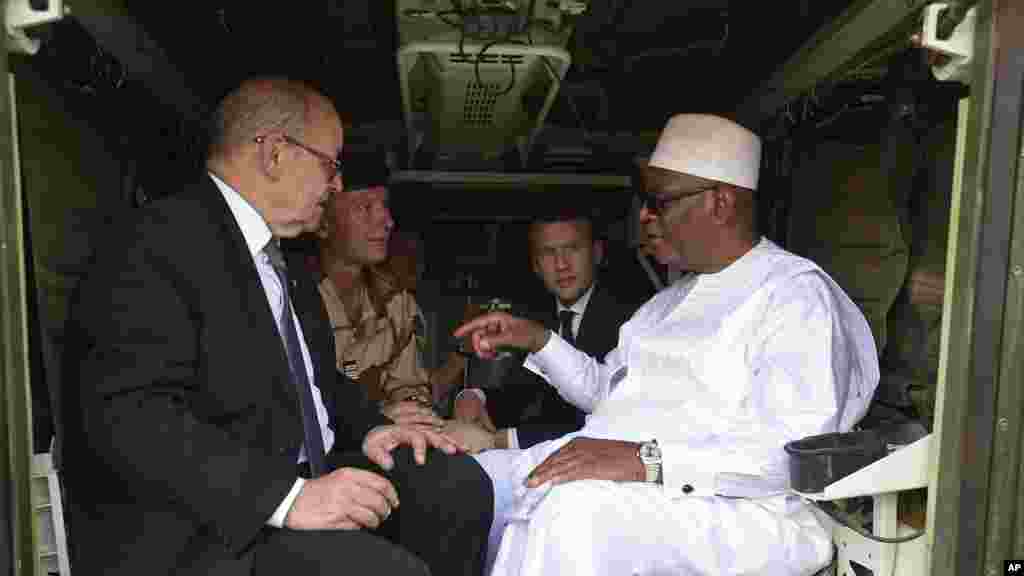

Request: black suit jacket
left=60, top=176, right=388, bottom=576
left=484, top=282, right=641, bottom=447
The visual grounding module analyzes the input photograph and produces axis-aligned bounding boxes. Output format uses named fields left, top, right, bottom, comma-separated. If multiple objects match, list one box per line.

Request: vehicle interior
left=1, top=1, right=1021, bottom=575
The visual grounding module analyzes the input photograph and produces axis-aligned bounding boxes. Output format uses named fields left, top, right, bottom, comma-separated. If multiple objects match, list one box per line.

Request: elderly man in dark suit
left=60, top=77, right=492, bottom=576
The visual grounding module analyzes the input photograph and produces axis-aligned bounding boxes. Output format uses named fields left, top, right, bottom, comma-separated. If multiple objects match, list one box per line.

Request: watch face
left=640, top=443, right=661, bottom=460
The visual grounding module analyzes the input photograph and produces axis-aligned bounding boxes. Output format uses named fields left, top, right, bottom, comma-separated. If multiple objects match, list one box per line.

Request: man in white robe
left=456, top=113, right=880, bottom=576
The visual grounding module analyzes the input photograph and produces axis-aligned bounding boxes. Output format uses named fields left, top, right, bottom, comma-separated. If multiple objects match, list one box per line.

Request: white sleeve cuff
left=659, top=442, right=771, bottom=498
left=523, top=330, right=565, bottom=379
left=507, top=428, right=519, bottom=450
left=267, top=478, right=306, bottom=528
left=659, top=442, right=719, bottom=498
left=523, top=331, right=604, bottom=412
left=455, top=387, right=487, bottom=404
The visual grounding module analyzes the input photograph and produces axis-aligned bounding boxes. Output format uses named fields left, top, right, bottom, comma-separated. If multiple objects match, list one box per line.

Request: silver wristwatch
left=638, top=440, right=662, bottom=484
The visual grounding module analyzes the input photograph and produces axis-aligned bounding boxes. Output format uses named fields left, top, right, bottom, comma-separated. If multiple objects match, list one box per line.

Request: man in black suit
left=60, top=77, right=492, bottom=576
left=450, top=208, right=643, bottom=571
left=453, top=208, right=643, bottom=450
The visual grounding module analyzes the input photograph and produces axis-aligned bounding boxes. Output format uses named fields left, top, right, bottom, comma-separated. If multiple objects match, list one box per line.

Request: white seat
left=31, top=451, right=71, bottom=576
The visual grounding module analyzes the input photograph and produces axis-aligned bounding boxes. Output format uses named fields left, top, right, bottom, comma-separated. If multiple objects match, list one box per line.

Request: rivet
left=998, top=418, right=1010, bottom=432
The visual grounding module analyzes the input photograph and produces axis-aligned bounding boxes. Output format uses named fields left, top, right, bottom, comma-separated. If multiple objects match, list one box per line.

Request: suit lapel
left=536, top=296, right=556, bottom=332
left=575, top=282, right=606, bottom=353
left=195, top=178, right=299, bottom=409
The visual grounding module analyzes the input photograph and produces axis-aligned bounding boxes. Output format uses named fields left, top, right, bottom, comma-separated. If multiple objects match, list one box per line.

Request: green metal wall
left=929, top=1, right=1024, bottom=574
left=2, top=46, right=125, bottom=576
left=1, top=19, right=36, bottom=576
left=11, top=58, right=125, bottom=462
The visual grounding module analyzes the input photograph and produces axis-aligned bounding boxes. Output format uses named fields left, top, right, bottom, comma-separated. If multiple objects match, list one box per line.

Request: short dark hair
left=528, top=188, right=603, bottom=230
left=533, top=206, right=596, bottom=227
left=341, top=149, right=390, bottom=192
left=527, top=203, right=604, bottom=255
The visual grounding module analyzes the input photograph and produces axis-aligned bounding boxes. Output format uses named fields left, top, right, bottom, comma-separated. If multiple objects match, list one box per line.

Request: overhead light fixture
left=395, top=0, right=581, bottom=169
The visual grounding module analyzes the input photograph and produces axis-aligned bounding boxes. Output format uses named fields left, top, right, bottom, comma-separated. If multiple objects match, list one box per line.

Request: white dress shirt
left=555, top=281, right=594, bottom=342
left=210, top=173, right=334, bottom=527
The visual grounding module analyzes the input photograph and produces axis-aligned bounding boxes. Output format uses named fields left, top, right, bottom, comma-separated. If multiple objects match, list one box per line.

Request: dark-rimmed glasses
left=255, top=134, right=342, bottom=178
left=638, top=184, right=717, bottom=215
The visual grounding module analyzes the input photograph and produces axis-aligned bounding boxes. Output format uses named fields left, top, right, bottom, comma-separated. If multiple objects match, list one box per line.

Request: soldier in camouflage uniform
left=316, top=150, right=441, bottom=426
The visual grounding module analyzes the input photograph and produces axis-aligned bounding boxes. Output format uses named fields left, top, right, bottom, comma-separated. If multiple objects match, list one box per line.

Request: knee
left=379, top=545, right=432, bottom=576
left=516, top=482, right=610, bottom=565
left=444, top=452, right=494, bottom=518
left=391, top=448, right=494, bottom=519
left=534, top=482, right=603, bottom=522
left=530, top=481, right=610, bottom=544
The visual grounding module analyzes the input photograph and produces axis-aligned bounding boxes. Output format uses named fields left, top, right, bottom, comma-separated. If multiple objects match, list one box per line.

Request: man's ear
left=259, top=135, right=285, bottom=181
left=710, top=185, right=738, bottom=225
left=592, top=239, right=605, bottom=267
left=531, top=250, right=544, bottom=279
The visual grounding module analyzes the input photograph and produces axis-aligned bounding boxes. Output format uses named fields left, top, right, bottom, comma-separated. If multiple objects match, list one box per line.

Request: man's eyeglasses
left=638, top=184, right=717, bottom=215
left=255, top=134, right=342, bottom=178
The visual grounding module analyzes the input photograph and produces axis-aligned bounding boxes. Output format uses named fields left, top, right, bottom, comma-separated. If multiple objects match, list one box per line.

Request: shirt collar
left=695, top=237, right=771, bottom=285
left=556, top=281, right=596, bottom=318
left=209, top=172, right=273, bottom=258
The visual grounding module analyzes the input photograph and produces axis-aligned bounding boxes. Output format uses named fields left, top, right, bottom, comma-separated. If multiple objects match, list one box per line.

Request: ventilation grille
left=449, top=53, right=526, bottom=66
left=462, top=81, right=503, bottom=125
left=397, top=41, right=572, bottom=166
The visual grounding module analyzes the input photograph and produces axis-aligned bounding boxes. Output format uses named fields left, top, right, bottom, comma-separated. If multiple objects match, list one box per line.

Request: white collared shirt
left=209, top=172, right=332, bottom=526
left=555, top=282, right=595, bottom=341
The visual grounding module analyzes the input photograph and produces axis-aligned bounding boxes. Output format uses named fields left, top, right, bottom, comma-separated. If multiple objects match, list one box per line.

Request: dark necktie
left=559, top=309, right=576, bottom=347
left=264, top=240, right=327, bottom=477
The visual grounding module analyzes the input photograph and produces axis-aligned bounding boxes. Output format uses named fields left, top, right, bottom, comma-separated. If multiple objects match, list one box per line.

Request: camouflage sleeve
left=382, top=292, right=432, bottom=403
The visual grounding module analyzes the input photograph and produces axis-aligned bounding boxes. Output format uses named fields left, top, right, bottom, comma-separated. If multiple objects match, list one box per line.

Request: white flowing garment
left=478, top=239, right=879, bottom=576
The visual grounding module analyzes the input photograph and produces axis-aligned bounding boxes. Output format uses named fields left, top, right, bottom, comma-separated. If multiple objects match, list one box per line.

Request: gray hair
left=207, top=77, right=311, bottom=160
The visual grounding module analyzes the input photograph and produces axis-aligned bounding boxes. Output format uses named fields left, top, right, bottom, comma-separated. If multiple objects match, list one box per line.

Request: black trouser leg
left=329, top=447, right=494, bottom=576
left=253, top=527, right=431, bottom=576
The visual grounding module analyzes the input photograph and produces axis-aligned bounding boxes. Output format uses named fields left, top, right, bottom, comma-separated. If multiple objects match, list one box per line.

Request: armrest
left=792, top=433, right=931, bottom=501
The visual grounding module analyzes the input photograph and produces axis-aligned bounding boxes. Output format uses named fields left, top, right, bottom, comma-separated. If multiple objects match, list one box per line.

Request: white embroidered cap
left=648, top=114, right=762, bottom=190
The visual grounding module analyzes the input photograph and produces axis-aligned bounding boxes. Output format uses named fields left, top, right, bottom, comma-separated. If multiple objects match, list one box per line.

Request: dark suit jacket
left=60, top=176, right=389, bottom=576
left=484, top=281, right=641, bottom=448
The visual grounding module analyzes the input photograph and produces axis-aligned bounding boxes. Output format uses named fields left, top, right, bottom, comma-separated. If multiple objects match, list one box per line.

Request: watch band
left=638, top=440, right=662, bottom=484
left=644, top=460, right=661, bottom=484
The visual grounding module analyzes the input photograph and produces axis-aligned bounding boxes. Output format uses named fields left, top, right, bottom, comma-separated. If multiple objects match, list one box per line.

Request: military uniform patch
left=342, top=360, right=360, bottom=380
